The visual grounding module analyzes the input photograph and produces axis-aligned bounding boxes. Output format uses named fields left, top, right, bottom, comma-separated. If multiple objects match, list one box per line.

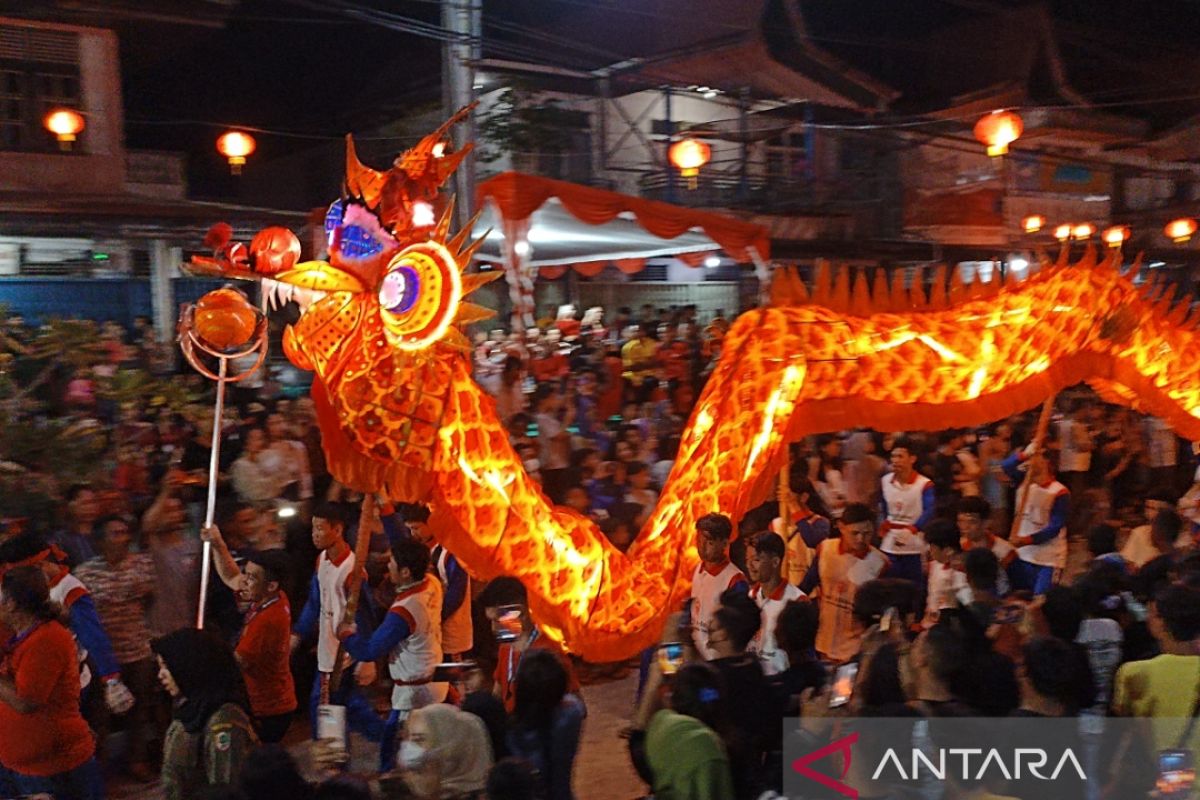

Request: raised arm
left=199, top=524, right=243, bottom=590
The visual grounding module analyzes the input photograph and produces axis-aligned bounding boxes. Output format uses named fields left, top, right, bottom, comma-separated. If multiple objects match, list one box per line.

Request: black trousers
left=255, top=710, right=295, bottom=744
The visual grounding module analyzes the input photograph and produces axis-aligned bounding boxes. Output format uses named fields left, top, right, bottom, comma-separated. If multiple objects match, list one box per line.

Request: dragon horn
left=394, top=102, right=478, bottom=186
left=345, top=136, right=386, bottom=209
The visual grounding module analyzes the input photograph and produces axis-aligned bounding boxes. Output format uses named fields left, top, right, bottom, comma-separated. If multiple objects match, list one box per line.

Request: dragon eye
left=377, top=242, right=462, bottom=351
left=378, top=266, right=419, bottom=314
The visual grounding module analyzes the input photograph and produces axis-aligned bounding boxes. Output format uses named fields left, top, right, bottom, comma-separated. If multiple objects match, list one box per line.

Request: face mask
left=398, top=740, right=428, bottom=771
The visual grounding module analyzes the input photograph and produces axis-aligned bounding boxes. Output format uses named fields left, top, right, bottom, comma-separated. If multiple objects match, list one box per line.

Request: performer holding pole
left=1009, top=397, right=1057, bottom=540
left=177, top=287, right=268, bottom=628
left=291, top=499, right=384, bottom=750
left=1004, top=397, right=1069, bottom=595
left=329, top=495, right=379, bottom=695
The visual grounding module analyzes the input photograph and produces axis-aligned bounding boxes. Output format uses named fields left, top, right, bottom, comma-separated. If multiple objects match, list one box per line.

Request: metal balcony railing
left=635, top=170, right=888, bottom=216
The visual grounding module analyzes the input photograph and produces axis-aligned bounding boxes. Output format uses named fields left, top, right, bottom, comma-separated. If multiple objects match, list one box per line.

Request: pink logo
left=791, top=731, right=859, bottom=799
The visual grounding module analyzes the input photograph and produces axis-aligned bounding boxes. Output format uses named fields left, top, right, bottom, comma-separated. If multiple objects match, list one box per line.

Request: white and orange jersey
left=748, top=580, right=805, bottom=675
left=880, top=472, right=934, bottom=555
left=812, top=539, right=889, bottom=662
left=316, top=548, right=357, bottom=673
left=690, top=559, right=748, bottom=660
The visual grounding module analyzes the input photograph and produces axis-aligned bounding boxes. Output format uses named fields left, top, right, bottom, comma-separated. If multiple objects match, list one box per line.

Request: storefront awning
left=474, top=171, right=770, bottom=264
left=472, top=172, right=771, bottom=327
left=472, top=195, right=727, bottom=268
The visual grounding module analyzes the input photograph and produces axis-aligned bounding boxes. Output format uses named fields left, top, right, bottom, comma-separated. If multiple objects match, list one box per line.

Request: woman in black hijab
left=152, top=627, right=258, bottom=800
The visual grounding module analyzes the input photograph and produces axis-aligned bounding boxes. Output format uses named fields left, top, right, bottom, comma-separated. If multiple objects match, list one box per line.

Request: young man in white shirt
left=290, top=504, right=383, bottom=742
left=392, top=503, right=473, bottom=662
left=880, top=438, right=936, bottom=587
left=800, top=503, right=889, bottom=662
left=747, top=532, right=804, bottom=675
left=1003, top=448, right=1069, bottom=595
left=689, top=513, right=748, bottom=659
left=338, top=538, right=446, bottom=771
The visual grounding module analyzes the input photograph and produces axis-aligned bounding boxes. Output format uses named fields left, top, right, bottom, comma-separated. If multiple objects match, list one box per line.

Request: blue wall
left=0, top=277, right=229, bottom=329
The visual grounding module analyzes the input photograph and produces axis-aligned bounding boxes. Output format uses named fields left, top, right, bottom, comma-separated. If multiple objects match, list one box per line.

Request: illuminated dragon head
left=190, top=107, right=500, bottom=497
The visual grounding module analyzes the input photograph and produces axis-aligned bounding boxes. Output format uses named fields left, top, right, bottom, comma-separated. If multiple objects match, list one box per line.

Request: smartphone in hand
left=828, top=662, right=859, bottom=708
left=657, top=642, right=685, bottom=676
left=494, top=604, right=523, bottom=643
left=1157, top=750, right=1195, bottom=797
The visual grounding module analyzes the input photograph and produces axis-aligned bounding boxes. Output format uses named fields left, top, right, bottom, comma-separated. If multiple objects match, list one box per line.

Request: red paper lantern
left=194, top=288, right=257, bottom=350
left=43, top=108, right=84, bottom=150
left=1102, top=225, right=1130, bottom=248
left=1054, top=224, right=1072, bottom=242
left=974, top=111, right=1023, bottom=157
left=1072, top=223, right=1096, bottom=240
left=217, top=131, right=256, bottom=174
left=668, top=138, right=711, bottom=179
left=1165, top=218, right=1198, bottom=244
left=1022, top=214, right=1045, bottom=234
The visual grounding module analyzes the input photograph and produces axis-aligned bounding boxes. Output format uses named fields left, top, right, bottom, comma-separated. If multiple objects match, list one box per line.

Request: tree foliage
left=476, top=84, right=586, bottom=164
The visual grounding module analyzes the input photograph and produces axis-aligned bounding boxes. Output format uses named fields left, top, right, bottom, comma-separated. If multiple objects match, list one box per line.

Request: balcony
left=638, top=167, right=885, bottom=209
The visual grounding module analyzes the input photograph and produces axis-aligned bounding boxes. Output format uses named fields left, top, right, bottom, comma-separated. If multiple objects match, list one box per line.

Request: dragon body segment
left=196, top=112, right=1200, bottom=662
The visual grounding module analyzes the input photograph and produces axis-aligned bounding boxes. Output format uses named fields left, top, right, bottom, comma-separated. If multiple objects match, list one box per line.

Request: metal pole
left=196, top=356, right=227, bottom=629
left=664, top=86, right=675, bottom=204
left=739, top=87, right=750, bottom=202
left=598, top=76, right=610, bottom=175
left=442, top=0, right=479, bottom=231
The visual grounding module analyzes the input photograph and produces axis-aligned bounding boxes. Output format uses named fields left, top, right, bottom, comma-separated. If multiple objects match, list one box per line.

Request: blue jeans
left=4, top=757, right=104, bottom=800
left=885, top=553, right=925, bottom=587
left=636, top=646, right=654, bottom=700
left=308, top=671, right=385, bottom=743
left=380, top=708, right=408, bottom=772
left=1010, top=559, right=1058, bottom=595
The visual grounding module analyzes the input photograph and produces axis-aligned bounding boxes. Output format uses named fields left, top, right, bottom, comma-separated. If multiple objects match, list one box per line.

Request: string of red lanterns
left=34, top=106, right=1198, bottom=252
left=1027, top=216, right=1196, bottom=245
left=989, top=116, right=1193, bottom=249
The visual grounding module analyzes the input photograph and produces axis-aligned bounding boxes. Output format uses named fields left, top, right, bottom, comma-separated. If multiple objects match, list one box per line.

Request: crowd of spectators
left=1, top=304, right=1200, bottom=800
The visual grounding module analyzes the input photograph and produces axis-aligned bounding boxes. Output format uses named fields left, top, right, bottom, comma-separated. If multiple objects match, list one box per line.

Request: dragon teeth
left=259, top=279, right=326, bottom=313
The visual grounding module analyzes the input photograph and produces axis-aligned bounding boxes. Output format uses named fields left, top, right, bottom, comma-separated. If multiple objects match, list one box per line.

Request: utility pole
left=664, top=86, right=675, bottom=204
left=738, top=86, right=749, bottom=203
left=442, top=0, right=480, bottom=232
